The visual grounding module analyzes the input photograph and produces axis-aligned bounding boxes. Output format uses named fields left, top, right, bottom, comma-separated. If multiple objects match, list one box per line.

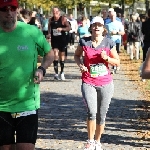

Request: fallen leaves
left=120, top=50, right=150, bottom=140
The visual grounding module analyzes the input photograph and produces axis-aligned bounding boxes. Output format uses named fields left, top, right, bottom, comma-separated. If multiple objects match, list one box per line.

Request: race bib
left=53, top=29, right=61, bottom=36
left=90, top=63, right=108, bottom=77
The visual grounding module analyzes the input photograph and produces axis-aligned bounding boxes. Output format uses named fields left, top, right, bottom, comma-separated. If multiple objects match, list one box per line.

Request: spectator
left=104, top=8, right=121, bottom=25
left=68, top=13, right=78, bottom=49
left=105, top=11, right=124, bottom=73
left=126, top=15, right=141, bottom=60
left=19, top=8, right=31, bottom=23
left=117, top=13, right=122, bottom=21
left=42, top=14, right=49, bottom=38
left=142, top=9, right=150, bottom=62
left=101, top=9, right=109, bottom=24
left=137, top=16, right=144, bottom=59
left=77, top=17, right=90, bottom=39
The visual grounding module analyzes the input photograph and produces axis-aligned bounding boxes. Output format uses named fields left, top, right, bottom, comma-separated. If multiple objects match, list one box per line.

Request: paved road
left=36, top=48, right=149, bottom=150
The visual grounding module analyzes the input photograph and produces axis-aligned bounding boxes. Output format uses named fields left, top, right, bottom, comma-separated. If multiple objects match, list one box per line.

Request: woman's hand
left=101, top=50, right=108, bottom=61
left=79, top=65, right=88, bottom=73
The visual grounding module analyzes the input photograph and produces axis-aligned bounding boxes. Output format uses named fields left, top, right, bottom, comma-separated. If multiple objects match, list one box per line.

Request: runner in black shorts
left=48, top=7, right=71, bottom=80
left=0, top=111, right=38, bottom=148
left=0, top=0, right=54, bottom=149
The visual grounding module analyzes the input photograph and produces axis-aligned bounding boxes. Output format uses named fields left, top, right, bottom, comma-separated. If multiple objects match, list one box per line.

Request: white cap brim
left=90, top=16, right=104, bottom=25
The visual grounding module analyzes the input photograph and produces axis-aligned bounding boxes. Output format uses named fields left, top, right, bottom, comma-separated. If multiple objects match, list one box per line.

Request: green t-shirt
left=0, top=21, right=51, bottom=113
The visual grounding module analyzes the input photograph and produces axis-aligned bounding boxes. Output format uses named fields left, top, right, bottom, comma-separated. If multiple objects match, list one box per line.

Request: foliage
left=19, top=0, right=91, bottom=10
left=18, top=0, right=146, bottom=14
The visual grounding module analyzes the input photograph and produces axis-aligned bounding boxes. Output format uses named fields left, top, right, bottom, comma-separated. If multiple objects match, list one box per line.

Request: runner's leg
left=59, top=46, right=66, bottom=80
left=53, top=48, right=60, bottom=80
left=15, top=113, right=38, bottom=150
left=81, top=83, right=97, bottom=140
left=0, top=112, right=15, bottom=150
left=95, top=81, right=114, bottom=142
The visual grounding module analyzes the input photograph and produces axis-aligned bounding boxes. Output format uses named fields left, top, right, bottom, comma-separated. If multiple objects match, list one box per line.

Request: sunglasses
left=0, top=6, right=17, bottom=12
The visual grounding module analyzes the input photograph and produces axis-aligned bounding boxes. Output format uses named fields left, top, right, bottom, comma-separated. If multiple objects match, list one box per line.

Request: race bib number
left=90, top=63, right=108, bottom=77
left=53, top=29, right=61, bottom=36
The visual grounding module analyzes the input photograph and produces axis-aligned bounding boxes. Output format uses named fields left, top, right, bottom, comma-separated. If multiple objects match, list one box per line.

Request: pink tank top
left=80, top=37, right=115, bottom=86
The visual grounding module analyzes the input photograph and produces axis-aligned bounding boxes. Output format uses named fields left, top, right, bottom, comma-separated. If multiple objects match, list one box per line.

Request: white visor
left=90, top=16, right=104, bottom=25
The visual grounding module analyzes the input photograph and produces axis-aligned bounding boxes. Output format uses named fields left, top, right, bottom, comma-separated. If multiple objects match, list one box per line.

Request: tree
left=145, top=0, right=149, bottom=12
left=19, top=0, right=56, bottom=12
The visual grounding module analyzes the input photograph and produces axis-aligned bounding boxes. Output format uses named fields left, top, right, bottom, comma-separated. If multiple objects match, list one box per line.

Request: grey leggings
left=81, top=81, right=114, bottom=125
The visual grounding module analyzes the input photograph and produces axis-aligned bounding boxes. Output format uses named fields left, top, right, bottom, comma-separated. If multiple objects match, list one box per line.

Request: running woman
left=74, top=16, right=120, bottom=150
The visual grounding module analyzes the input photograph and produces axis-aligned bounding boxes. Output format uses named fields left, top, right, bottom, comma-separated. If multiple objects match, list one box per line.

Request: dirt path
left=36, top=48, right=149, bottom=150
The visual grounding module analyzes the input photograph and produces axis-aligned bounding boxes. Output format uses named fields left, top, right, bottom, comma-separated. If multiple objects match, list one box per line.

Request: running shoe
left=69, top=45, right=73, bottom=50
left=84, top=140, right=95, bottom=150
left=95, top=140, right=103, bottom=150
left=72, top=45, right=75, bottom=50
left=111, top=70, right=115, bottom=74
left=117, top=66, right=120, bottom=71
left=54, top=74, right=60, bottom=80
left=111, top=66, right=117, bottom=74
left=111, top=69, right=117, bottom=74
left=60, top=73, right=65, bottom=80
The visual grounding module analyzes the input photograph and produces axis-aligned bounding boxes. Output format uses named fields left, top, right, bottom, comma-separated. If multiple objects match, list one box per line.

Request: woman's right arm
left=74, top=45, right=88, bottom=73
left=74, top=45, right=83, bottom=67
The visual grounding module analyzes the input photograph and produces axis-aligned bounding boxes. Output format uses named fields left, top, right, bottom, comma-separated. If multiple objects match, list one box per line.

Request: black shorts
left=0, top=111, right=38, bottom=146
left=51, top=37, right=67, bottom=52
left=51, top=42, right=66, bottom=52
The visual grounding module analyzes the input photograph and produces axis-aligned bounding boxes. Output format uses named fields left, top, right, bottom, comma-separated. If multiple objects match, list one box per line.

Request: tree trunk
left=121, top=0, right=125, bottom=14
left=109, top=2, right=111, bottom=8
left=132, top=0, right=136, bottom=13
left=145, top=0, right=149, bottom=13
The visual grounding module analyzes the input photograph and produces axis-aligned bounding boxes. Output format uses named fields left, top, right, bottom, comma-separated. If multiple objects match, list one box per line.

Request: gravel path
left=36, top=48, right=149, bottom=150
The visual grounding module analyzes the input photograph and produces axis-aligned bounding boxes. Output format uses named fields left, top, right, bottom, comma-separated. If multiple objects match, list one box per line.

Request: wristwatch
left=38, top=66, right=46, bottom=76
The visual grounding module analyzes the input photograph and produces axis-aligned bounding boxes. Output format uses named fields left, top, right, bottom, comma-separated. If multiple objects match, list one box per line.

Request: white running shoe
left=84, top=140, right=95, bottom=150
left=72, top=45, right=75, bottom=49
left=60, top=73, right=65, bottom=80
left=70, top=45, right=72, bottom=50
left=117, top=66, right=120, bottom=71
left=95, top=141, right=103, bottom=150
left=54, top=74, right=60, bottom=80
left=111, top=70, right=115, bottom=74
left=111, top=69, right=117, bottom=74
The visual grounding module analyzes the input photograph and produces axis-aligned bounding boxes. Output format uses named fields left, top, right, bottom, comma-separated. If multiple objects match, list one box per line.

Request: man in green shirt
left=0, top=0, right=54, bottom=149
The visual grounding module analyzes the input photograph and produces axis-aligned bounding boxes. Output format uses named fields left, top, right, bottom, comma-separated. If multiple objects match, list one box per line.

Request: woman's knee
left=96, top=115, right=106, bottom=125
left=87, top=113, right=96, bottom=120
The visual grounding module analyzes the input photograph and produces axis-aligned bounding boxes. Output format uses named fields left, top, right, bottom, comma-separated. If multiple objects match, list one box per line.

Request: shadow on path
left=37, top=92, right=150, bottom=149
